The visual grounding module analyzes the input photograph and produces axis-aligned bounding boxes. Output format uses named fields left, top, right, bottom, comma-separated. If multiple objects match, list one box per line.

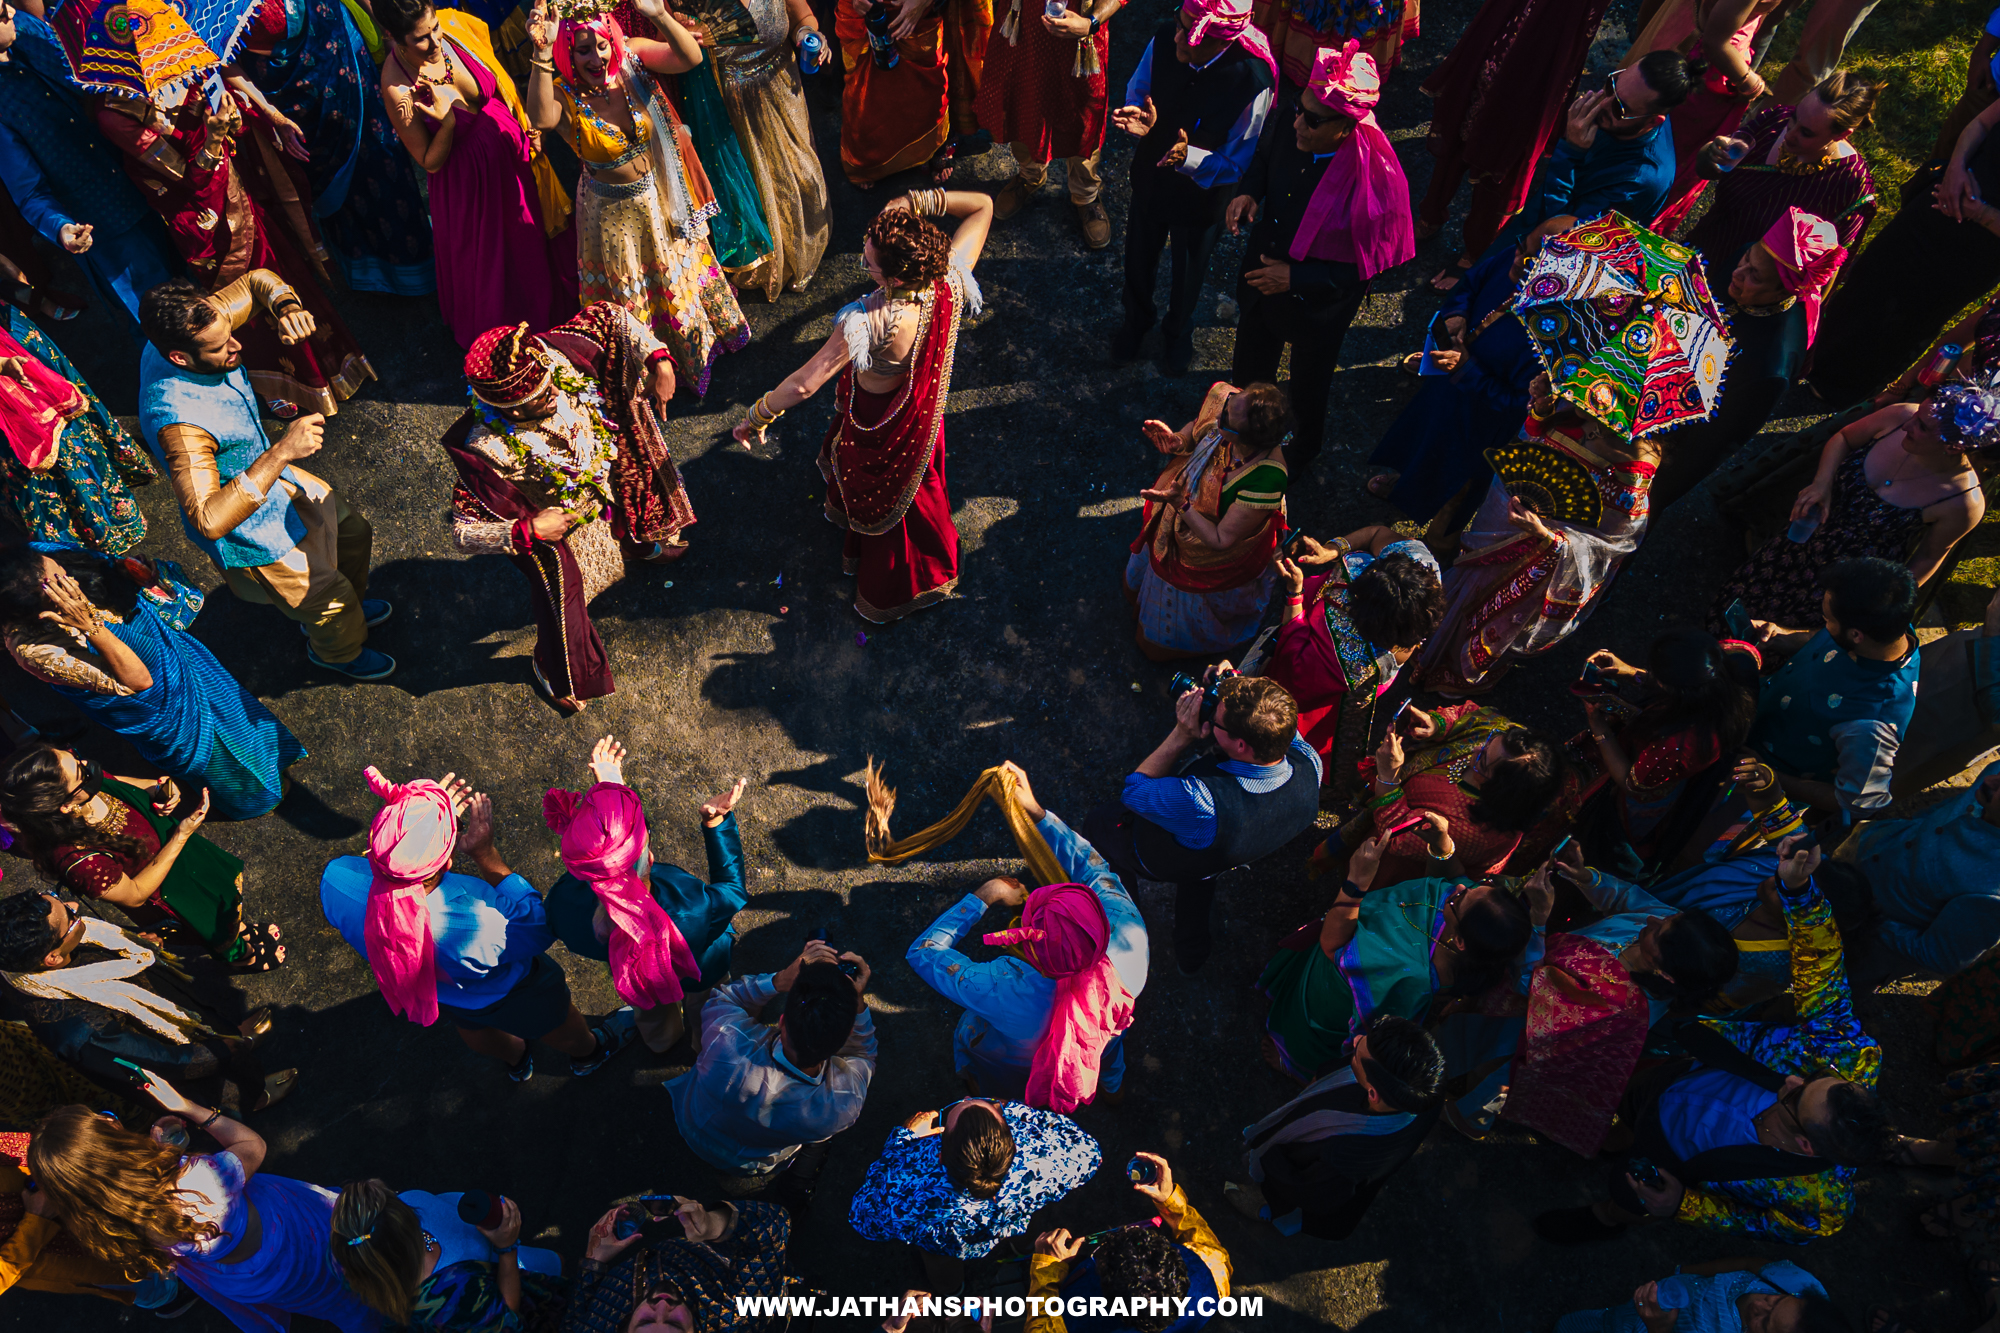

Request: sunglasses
left=1601, top=70, right=1632, bottom=120
left=1294, top=97, right=1339, bottom=130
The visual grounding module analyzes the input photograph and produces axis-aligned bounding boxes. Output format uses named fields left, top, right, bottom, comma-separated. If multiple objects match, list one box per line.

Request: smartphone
left=1278, top=527, right=1311, bottom=559
left=1548, top=834, right=1573, bottom=863
left=1388, top=697, right=1415, bottom=732
left=1721, top=598, right=1755, bottom=641
left=1628, top=1155, right=1665, bottom=1190
left=1382, top=812, right=1428, bottom=839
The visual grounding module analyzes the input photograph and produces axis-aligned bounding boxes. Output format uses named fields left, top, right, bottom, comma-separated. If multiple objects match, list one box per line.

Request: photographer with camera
left=1084, top=666, right=1319, bottom=972
left=667, top=938, right=875, bottom=1217
left=1026, top=1152, right=1231, bottom=1333
left=565, top=1194, right=796, bottom=1332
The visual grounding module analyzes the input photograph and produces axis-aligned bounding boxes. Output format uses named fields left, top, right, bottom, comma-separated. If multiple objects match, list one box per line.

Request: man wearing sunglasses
left=1221, top=42, right=1412, bottom=475
left=0, top=888, right=296, bottom=1113
left=1537, top=836, right=1914, bottom=1245
left=1527, top=51, right=1698, bottom=240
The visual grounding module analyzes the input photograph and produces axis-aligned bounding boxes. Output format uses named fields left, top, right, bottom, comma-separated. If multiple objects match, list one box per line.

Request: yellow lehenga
left=556, top=54, right=750, bottom=394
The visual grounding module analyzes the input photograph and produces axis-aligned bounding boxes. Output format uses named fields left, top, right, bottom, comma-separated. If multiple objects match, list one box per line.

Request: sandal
left=531, top=660, right=587, bottom=716
left=1888, top=1134, right=1959, bottom=1168
left=247, top=1068, right=299, bottom=1113
left=224, top=923, right=285, bottom=974
left=636, top=540, right=690, bottom=564
left=1365, top=473, right=1399, bottom=500
left=237, top=1005, right=276, bottom=1048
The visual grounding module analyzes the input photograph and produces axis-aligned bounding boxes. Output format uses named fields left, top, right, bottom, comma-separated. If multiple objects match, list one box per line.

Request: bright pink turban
left=1760, top=205, right=1846, bottom=346
left=555, top=13, right=628, bottom=88
left=362, top=767, right=457, bottom=1028
left=1289, top=41, right=1414, bottom=280
left=544, top=783, right=701, bottom=1010
left=1179, top=0, right=1276, bottom=83
left=984, top=883, right=1135, bottom=1113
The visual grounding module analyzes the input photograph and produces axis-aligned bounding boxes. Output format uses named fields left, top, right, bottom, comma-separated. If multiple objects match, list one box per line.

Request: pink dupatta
left=1289, top=41, right=1414, bottom=281
left=985, top=883, right=1135, bottom=1112
left=361, top=767, right=458, bottom=1027
left=545, top=782, right=701, bottom=1009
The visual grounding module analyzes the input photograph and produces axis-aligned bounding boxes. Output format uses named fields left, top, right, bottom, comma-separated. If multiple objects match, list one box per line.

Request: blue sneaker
left=570, top=1007, right=637, bottom=1077
left=306, top=646, right=396, bottom=680
left=299, top=599, right=393, bottom=635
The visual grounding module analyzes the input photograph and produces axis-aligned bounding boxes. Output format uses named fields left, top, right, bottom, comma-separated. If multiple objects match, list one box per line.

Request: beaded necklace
left=415, top=48, right=457, bottom=88
left=467, top=361, right=618, bottom=521
left=557, top=71, right=632, bottom=151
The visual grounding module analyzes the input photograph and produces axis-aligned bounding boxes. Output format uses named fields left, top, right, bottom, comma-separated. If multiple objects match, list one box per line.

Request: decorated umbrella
left=1514, top=212, right=1733, bottom=440
left=57, top=0, right=262, bottom=99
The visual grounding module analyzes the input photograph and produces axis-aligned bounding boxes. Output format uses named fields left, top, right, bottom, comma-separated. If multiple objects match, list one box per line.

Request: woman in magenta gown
left=378, top=0, right=576, bottom=347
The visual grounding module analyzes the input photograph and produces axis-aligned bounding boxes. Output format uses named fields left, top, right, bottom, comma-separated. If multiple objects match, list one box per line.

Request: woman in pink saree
left=1414, top=389, right=1660, bottom=696
left=379, top=0, right=577, bottom=348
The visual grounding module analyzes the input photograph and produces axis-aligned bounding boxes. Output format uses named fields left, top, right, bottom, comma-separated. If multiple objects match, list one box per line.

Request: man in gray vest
left=137, top=276, right=393, bottom=680
left=1084, top=667, right=1320, bottom=973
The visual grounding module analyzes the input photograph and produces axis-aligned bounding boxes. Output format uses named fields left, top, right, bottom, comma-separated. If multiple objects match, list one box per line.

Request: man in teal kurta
left=136, top=275, right=394, bottom=679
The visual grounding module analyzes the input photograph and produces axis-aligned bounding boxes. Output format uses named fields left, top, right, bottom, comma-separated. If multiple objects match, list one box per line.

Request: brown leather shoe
left=993, top=174, right=1033, bottom=220
left=1075, top=198, right=1111, bottom=250
left=248, top=1068, right=299, bottom=1113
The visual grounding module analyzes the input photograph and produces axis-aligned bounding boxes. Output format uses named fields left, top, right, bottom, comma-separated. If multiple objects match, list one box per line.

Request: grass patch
left=1751, top=0, right=1998, bottom=625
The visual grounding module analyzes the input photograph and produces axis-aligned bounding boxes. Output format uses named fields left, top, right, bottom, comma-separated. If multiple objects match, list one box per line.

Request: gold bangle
left=530, top=58, right=555, bottom=71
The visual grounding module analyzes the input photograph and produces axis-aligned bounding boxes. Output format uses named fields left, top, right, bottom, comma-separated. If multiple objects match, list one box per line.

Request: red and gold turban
left=464, top=322, right=553, bottom=408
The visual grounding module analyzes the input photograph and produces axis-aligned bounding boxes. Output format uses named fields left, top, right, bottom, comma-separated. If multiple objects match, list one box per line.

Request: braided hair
left=866, top=209, right=952, bottom=289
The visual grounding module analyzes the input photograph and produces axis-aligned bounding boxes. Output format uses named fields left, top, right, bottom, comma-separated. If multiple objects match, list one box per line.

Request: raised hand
left=588, top=734, right=628, bottom=786
left=700, top=776, right=748, bottom=825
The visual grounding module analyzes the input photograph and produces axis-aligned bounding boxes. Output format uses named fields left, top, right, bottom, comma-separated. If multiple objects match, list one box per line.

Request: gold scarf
left=864, top=762, right=1066, bottom=887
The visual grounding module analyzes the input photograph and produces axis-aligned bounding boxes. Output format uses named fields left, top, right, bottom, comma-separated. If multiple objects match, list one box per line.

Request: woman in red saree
left=733, top=190, right=993, bottom=622
left=1626, top=0, right=1788, bottom=223
left=1124, top=381, right=1292, bottom=661
left=1260, top=525, right=1444, bottom=803
left=93, top=90, right=374, bottom=418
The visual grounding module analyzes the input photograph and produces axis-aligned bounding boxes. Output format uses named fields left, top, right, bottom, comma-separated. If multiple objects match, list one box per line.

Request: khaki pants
left=1013, top=143, right=1103, bottom=204
left=634, top=988, right=710, bottom=1054
left=1768, top=0, right=1884, bottom=106
left=223, top=487, right=373, bottom=665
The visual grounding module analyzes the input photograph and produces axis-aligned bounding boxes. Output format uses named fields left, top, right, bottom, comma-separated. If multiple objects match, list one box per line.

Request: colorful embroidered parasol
left=60, top=0, right=260, bottom=98
left=1514, top=212, right=1733, bottom=439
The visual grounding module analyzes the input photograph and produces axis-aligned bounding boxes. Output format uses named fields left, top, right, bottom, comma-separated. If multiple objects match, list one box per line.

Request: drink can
left=1655, top=1277, right=1691, bottom=1310
left=1715, top=139, right=1749, bottom=173
left=159, top=1121, right=190, bottom=1150
left=1918, top=343, right=1963, bottom=388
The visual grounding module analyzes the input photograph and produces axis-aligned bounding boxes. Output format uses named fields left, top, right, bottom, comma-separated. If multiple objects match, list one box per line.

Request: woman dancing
left=733, top=190, right=993, bottom=623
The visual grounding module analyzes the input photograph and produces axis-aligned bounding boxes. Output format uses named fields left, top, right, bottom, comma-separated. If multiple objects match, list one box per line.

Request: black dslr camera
left=1167, top=666, right=1240, bottom=728
left=808, top=927, right=862, bottom=979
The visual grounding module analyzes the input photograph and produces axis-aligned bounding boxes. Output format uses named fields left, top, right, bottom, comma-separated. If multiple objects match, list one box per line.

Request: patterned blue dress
left=849, top=1102, right=1101, bottom=1258
left=0, top=308, right=157, bottom=554
left=11, top=548, right=305, bottom=820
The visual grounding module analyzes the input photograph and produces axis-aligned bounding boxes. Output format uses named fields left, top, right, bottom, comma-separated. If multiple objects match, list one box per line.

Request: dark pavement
left=0, top=1, right=1980, bottom=1329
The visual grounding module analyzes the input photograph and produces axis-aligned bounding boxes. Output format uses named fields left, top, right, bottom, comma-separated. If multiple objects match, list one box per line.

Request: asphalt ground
left=0, top=2, right=1989, bottom=1329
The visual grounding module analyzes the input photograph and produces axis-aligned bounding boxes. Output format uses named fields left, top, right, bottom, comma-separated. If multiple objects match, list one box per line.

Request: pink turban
left=1179, top=0, right=1276, bottom=83
left=984, top=883, right=1135, bottom=1113
left=1760, top=206, right=1846, bottom=346
left=554, top=13, right=628, bottom=88
left=544, top=783, right=701, bottom=1011
left=1289, top=41, right=1415, bottom=280
left=362, top=767, right=457, bottom=1028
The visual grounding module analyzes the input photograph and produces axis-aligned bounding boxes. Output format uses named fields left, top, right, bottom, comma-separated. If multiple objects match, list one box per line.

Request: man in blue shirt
left=1748, top=557, right=1921, bottom=828
left=1084, top=667, right=1320, bottom=973
left=1109, top=0, right=1275, bottom=375
left=907, top=761, right=1147, bottom=1103
left=320, top=769, right=635, bottom=1082
left=1523, top=51, right=1697, bottom=236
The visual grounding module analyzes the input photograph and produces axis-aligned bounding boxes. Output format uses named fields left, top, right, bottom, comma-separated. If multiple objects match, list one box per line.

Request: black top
left=1129, top=748, right=1320, bottom=882
left=1134, top=24, right=1274, bottom=194
left=1239, top=105, right=1364, bottom=305
left=1255, top=1080, right=1441, bottom=1240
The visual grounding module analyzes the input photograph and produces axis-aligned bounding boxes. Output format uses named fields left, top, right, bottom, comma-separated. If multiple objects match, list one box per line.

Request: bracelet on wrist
left=199, top=1107, right=223, bottom=1129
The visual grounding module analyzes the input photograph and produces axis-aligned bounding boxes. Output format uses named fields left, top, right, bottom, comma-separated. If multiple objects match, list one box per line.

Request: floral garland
left=466, top=362, right=619, bottom=522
